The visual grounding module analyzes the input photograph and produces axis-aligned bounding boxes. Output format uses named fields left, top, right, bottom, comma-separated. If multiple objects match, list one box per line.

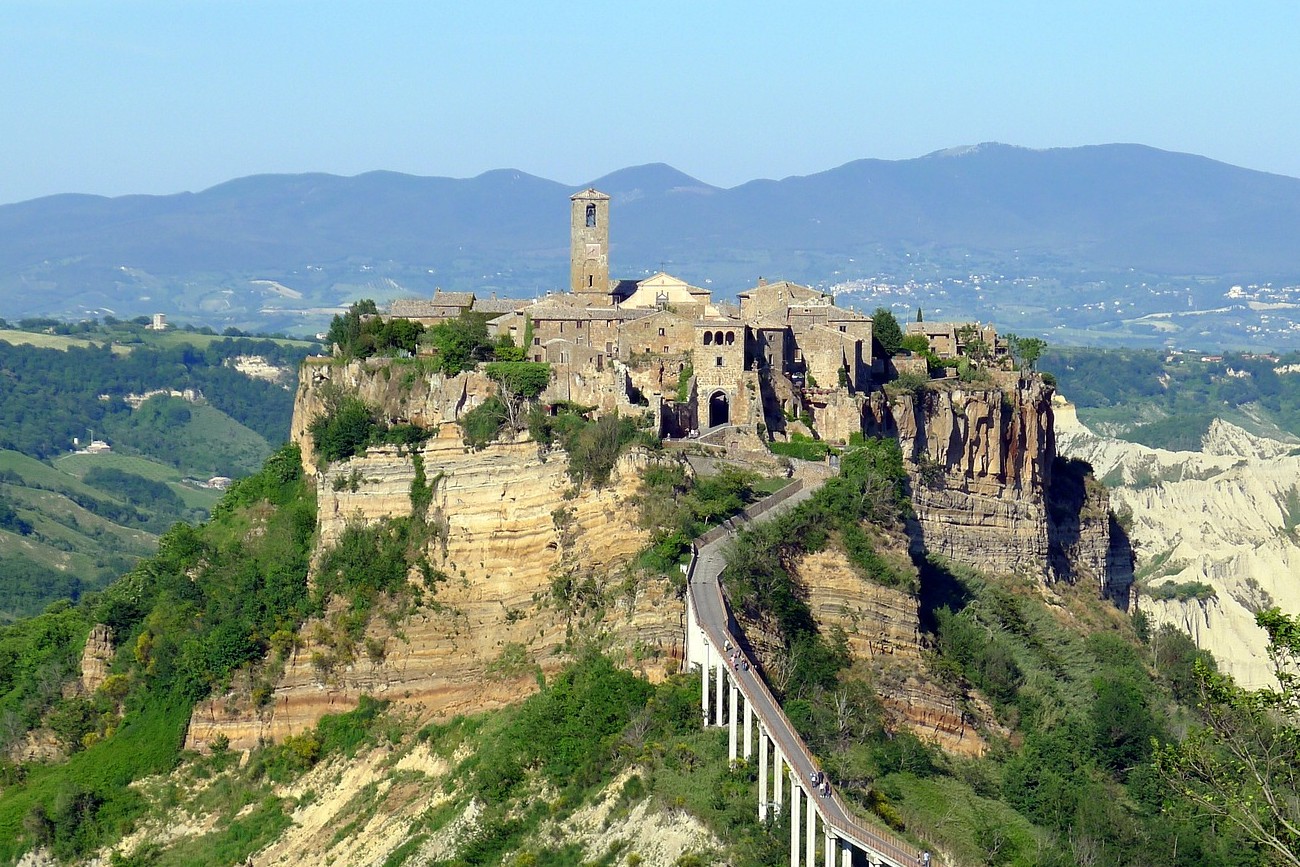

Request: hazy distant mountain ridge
left=2, top=143, right=1298, bottom=331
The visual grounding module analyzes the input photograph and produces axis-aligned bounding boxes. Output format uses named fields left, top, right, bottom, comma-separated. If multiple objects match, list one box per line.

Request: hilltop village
left=385, top=189, right=1013, bottom=450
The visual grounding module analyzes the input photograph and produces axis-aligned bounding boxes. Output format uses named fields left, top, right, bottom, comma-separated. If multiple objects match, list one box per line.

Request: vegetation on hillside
left=1156, top=607, right=1300, bottom=866
left=0, top=336, right=309, bottom=460
left=1041, top=346, right=1300, bottom=448
left=307, top=387, right=431, bottom=465
left=716, top=435, right=1268, bottom=866
left=0, top=444, right=317, bottom=863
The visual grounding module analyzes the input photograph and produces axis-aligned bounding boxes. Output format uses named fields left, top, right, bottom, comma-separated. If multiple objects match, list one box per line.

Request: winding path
left=685, top=478, right=934, bottom=867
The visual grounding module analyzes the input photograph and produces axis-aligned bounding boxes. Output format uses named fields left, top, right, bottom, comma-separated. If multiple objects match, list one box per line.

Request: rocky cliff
left=188, top=363, right=682, bottom=752
left=865, top=375, right=1132, bottom=604
left=1057, top=403, right=1300, bottom=687
left=794, top=548, right=990, bottom=756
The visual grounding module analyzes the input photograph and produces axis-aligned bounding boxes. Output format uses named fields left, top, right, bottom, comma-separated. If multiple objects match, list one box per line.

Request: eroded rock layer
left=187, top=425, right=679, bottom=752
left=865, top=376, right=1131, bottom=604
left=794, top=548, right=988, bottom=756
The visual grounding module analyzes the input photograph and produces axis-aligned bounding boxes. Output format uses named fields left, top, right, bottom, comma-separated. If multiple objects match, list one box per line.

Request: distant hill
left=2, top=143, right=1299, bottom=334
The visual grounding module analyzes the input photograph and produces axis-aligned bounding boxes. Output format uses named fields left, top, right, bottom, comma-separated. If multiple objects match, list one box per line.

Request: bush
left=1146, top=580, right=1216, bottom=602
left=459, top=396, right=509, bottom=449
left=767, top=432, right=830, bottom=462
left=309, top=394, right=379, bottom=463
left=887, top=370, right=931, bottom=397
left=429, top=312, right=493, bottom=375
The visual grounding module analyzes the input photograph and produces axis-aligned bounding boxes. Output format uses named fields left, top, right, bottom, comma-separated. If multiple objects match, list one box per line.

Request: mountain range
left=2, top=143, right=1299, bottom=335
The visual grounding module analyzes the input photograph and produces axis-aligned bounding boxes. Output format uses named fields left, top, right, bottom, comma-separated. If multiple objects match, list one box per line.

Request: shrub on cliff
left=309, top=394, right=378, bottom=463
left=326, top=299, right=426, bottom=359
left=459, top=396, right=509, bottom=450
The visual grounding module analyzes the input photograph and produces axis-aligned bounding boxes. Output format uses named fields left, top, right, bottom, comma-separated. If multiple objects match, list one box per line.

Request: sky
left=2, top=0, right=1298, bottom=205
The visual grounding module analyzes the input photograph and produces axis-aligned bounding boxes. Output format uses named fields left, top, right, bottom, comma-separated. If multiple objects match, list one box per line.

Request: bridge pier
left=700, top=647, right=710, bottom=724
left=743, top=696, right=753, bottom=760
left=790, top=782, right=801, bottom=867
left=806, top=788, right=816, bottom=865
left=714, top=657, right=724, bottom=727
left=728, top=679, right=739, bottom=762
left=774, top=749, right=783, bottom=811
left=758, top=728, right=769, bottom=821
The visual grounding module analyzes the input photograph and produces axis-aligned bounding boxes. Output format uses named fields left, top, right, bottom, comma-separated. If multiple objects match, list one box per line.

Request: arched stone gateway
left=708, top=391, right=729, bottom=428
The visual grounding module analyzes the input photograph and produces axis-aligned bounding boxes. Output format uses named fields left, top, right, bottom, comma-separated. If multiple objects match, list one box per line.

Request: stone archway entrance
left=708, top=391, right=730, bottom=428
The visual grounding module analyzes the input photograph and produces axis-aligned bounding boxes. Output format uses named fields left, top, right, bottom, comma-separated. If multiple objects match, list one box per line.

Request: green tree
left=485, top=362, right=551, bottom=428
left=1006, top=334, right=1047, bottom=370
left=1155, top=607, right=1300, bottom=866
left=309, top=394, right=378, bottom=463
left=378, top=317, right=424, bottom=355
left=430, top=312, right=493, bottom=375
left=326, top=300, right=379, bottom=355
left=871, top=308, right=904, bottom=356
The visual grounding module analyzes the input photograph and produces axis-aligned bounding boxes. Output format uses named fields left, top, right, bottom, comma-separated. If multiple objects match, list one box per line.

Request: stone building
left=617, top=272, right=719, bottom=318
left=382, top=187, right=899, bottom=441
left=738, top=279, right=831, bottom=320
left=618, top=308, right=697, bottom=359
left=693, top=319, right=747, bottom=427
left=389, top=290, right=478, bottom=325
left=570, top=188, right=611, bottom=302
left=905, top=321, right=1006, bottom=360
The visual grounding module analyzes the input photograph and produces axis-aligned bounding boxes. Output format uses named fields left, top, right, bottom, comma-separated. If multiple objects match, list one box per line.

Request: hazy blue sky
left=3, top=0, right=1298, bottom=204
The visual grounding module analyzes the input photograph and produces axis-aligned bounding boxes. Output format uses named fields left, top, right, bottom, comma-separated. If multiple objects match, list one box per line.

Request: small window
left=703, top=332, right=713, bottom=346
left=588, top=275, right=593, bottom=287
left=725, top=331, right=735, bottom=345
left=658, top=328, right=665, bottom=337
left=585, top=203, right=596, bottom=227
left=533, top=337, right=540, bottom=346
left=839, top=326, right=846, bottom=333
left=715, top=356, right=724, bottom=367
left=576, top=320, right=582, bottom=329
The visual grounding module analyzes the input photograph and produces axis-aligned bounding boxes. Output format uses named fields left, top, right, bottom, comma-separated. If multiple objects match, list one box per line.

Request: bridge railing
left=685, top=482, right=930, bottom=867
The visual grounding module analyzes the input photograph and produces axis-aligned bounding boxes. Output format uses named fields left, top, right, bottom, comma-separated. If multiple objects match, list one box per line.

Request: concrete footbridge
left=684, top=479, right=935, bottom=867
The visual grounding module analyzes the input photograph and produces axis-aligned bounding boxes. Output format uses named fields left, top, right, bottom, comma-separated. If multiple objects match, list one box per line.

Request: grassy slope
left=0, top=330, right=130, bottom=354
left=54, top=453, right=222, bottom=512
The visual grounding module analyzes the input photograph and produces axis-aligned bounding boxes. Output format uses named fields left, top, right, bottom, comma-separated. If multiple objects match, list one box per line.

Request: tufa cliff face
left=292, top=359, right=498, bottom=471
left=865, top=375, right=1132, bottom=604
left=188, top=366, right=681, bottom=752
left=794, top=548, right=990, bottom=756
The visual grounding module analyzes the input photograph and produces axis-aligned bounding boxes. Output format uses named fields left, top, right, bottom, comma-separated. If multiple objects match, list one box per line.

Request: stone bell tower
left=570, top=188, right=610, bottom=301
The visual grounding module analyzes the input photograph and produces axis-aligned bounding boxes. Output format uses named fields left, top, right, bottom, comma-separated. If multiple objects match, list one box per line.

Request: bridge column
left=790, top=782, right=801, bottom=867
left=758, top=729, right=769, bottom=820
left=838, top=838, right=852, bottom=867
left=823, top=829, right=833, bottom=866
left=743, top=696, right=753, bottom=760
left=728, top=680, right=738, bottom=763
left=714, top=658, right=724, bottom=727
left=774, top=751, right=783, bottom=811
left=700, top=647, right=709, bottom=724
left=805, top=787, right=816, bottom=866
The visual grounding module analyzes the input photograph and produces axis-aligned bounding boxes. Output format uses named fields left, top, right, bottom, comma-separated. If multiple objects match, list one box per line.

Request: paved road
left=688, top=482, right=923, bottom=867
